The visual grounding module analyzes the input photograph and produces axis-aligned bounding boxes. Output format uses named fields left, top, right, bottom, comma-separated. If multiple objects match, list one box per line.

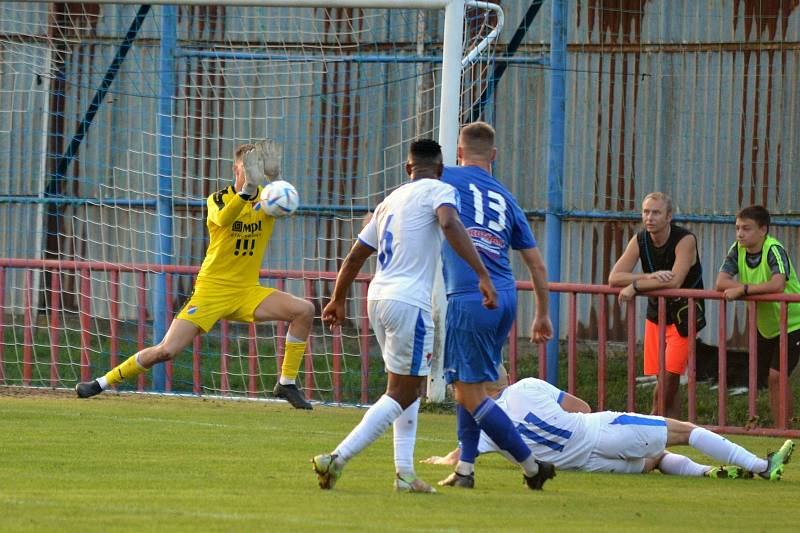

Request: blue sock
left=473, top=397, right=532, bottom=463
left=457, top=404, right=480, bottom=464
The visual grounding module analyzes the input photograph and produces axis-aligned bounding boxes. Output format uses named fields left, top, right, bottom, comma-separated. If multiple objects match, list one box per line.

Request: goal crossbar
left=26, top=0, right=453, bottom=8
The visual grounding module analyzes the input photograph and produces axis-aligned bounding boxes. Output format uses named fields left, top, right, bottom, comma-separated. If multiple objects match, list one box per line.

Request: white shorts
left=581, top=411, right=668, bottom=474
left=368, top=299, right=434, bottom=376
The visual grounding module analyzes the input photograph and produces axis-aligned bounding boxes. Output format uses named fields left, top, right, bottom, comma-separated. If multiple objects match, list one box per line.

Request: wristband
left=632, top=280, right=640, bottom=293
left=743, top=284, right=749, bottom=296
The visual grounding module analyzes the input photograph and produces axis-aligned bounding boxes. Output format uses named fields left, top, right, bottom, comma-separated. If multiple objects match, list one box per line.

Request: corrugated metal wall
left=0, top=1, right=798, bottom=343
left=493, top=0, right=800, bottom=342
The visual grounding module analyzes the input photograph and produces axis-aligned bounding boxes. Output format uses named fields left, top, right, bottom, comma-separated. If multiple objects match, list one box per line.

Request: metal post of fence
left=304, top=278, right=314, bottom=401
left=137, top=271, right=147, bottom=391
left=50, top=271, right=62, bottom=387
left=747, top=301, right=758, bottom=421
left=597, top=294, right=607, bottom=410
left=626, top=299, right=637, bottom=412
left=79, top=269, right=92, bottom=383
left=687, top=296, right=697, bottom=423
left=0, top=267, right=5, bottom=384
left=23, top=270, right=33, bottom=385
left=153, top=4, right=177, bottom=392
left=544, top=0, right=567, bottom=385
left=568, top=292, right=577, bottom=394
left=657, top=297, right=667, bottom=415
left=779, top=302, right=789, bottom=429
left=717, top=302, right=728, bottom=427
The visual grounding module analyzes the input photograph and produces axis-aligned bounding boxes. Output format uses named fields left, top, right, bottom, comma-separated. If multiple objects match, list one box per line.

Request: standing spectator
left=716, top=205, right=800, bottom=424
left=609, top=192, right=705, bottom=418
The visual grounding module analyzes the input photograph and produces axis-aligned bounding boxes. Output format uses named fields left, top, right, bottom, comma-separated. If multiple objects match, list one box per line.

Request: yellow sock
left=104, top=354, right=146, bottom=386
left=280, top=341, right=307, bottom=381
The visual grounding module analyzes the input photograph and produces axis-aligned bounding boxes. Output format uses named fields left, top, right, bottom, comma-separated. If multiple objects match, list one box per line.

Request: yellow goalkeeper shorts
left=175, top=282, right=276, bottom=333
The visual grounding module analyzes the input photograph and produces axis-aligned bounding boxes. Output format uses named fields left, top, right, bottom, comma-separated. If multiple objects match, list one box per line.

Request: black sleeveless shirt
left=637, top=224, right=704, bottom=323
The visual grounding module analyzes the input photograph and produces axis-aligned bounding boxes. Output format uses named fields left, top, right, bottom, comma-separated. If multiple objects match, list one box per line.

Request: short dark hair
left=737, top=205, right=771, bottom=230
left=408, top=139, right=443, bottom=169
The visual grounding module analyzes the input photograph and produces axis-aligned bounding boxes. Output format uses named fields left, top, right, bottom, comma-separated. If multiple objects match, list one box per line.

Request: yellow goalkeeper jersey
left=196, top=185, right=275, bottom=288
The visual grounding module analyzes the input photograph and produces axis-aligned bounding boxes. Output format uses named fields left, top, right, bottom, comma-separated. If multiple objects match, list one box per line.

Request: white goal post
left=5, top=0, right=502, bottom=404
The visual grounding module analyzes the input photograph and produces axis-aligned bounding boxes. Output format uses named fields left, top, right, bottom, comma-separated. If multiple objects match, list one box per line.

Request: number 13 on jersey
left=469, top=183, right=506, bottom=231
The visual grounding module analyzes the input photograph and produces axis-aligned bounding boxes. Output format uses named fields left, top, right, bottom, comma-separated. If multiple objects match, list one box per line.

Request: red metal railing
left=0, top=258, right=371, bottom=403
left=529, top=281, right=800, bottom=438
left=0, top=258, right=797, bottom=436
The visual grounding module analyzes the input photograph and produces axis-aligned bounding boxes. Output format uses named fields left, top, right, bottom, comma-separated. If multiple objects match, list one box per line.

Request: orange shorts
left=644, top=320, right=689, bottom=375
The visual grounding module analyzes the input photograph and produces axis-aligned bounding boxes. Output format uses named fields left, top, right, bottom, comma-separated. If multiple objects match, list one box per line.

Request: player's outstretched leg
left=523, top=460, right=556, bottom=490
left=75, top=353, right=146, bottom=399
left=759, top=439, right=794, bottom=481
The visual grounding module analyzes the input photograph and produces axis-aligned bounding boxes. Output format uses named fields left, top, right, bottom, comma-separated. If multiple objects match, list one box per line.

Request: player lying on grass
left=424, top=367, right=794, bottom=482
left=76, top=141, right=315, bottom=409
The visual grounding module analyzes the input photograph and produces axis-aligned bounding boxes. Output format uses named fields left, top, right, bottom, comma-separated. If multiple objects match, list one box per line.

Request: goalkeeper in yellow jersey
left=76, top=141, right=315, bottom=409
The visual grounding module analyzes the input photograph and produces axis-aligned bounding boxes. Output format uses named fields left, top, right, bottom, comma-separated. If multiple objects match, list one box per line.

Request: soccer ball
left=259, top=180, right=299, bottom=217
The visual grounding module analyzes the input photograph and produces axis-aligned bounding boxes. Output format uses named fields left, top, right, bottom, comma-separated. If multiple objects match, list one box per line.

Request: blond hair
left=642, top=191, right=673, bottom=215
left=458, top=121, right=496, bottom=160
left=234, top=143, right=256, bottom=162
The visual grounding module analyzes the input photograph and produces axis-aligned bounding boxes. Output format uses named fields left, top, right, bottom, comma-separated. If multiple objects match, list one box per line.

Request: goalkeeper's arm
left=207, top=191, right=250, bottom=228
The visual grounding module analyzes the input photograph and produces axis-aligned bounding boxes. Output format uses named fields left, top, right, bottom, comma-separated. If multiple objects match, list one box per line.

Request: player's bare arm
left=421, top=448, right=461, bottom=466
left=608, top=236, right=643, bottom=287
left=322, top=240, right=374, bottom=328
left=718, top=271, right=787, bottom=301
left=559, top=392, right=591, bottom=413
left=518, top=247, right=552, bottom=343
left=436, top=205, right=498, bottom=309
left=617, top=235, right=696, bottom=303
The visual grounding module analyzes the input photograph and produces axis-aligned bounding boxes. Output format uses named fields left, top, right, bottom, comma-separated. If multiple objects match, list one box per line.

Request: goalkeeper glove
left=240, top=148, right=263, bottom=198
left=254, top=139, right=283, bottom=180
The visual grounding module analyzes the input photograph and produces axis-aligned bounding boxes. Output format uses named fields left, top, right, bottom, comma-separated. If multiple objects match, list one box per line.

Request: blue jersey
left=441, top=165, right=536, bottom=295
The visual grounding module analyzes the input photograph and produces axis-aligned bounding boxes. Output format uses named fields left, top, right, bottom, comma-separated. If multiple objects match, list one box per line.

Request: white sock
left=97, top=376, right=109, bottom=390
left=334, top=394, right=403, bottom=463
left=658, top=452, right=710, bottom=476
left=520, top=454, right=540, bottom=477
left=455, top=460, right=474, bottom=476
left=689, top=428, right=768, bottom=473
left=393, top=398, right=420, bottom=478
left=278, top=376, right=295, bottom=386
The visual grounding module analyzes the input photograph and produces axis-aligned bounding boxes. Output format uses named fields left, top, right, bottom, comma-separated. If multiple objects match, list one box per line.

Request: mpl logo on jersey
left=468, top=227, right=504, bottom=257
left=232, top=220, right=262, bottom=234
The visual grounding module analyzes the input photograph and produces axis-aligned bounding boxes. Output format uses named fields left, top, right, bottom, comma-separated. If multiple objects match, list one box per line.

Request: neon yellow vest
left=735, top=235, right=800, bottom=338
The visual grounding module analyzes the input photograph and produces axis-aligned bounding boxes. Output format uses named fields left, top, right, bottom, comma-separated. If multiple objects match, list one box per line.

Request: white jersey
left=358, top=178, right=457, bottom=311
left=478, top=378, right=599, bottom=470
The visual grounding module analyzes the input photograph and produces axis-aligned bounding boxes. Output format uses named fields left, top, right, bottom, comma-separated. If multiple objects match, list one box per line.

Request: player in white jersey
left=312, top=139, right=497, bottom=493
left=425, top=368, right=794, bottom=481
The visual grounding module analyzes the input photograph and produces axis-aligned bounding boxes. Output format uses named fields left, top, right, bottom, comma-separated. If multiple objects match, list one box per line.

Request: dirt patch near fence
left=0, top=386, right=75, bottom=399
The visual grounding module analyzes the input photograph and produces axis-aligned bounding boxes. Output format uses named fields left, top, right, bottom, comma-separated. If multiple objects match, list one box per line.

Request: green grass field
left=1, top=390, right=798, bottom=532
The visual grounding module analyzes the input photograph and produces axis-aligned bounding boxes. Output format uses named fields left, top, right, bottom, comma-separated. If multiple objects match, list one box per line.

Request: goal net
left=0, top=0, right=501, bottom=404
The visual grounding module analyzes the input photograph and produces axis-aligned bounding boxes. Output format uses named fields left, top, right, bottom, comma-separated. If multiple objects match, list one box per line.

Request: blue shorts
left=443, top=289, right=516, bottom=384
